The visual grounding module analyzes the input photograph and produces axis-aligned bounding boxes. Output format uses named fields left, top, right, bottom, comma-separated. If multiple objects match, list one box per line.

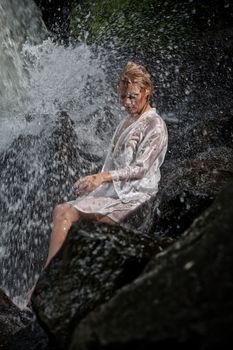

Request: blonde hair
left=117, top=61, right=154, bottom=95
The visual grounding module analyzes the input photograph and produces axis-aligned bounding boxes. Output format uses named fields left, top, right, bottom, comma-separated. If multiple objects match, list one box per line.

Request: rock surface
left=0, top=111, right=102, bottom=298
left=0, top=289, right=31, bottom=349
left=31, top=221, right=167, bottom=348
left=124, top=110, right=233, bottom=236
left=9, top=316, right=51, bottom=350
left=69, top=182, right=233, bottom=350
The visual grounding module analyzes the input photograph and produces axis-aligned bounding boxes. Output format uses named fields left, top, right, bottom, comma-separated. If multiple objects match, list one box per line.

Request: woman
left=45, top=61, right=168, bottom=267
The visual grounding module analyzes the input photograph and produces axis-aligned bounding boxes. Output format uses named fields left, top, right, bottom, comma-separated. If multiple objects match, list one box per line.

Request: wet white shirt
left=69, top=108, right=168, bottom=222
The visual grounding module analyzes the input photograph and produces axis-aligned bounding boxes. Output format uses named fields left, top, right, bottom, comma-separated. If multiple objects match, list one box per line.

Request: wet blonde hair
left=117, top=61, right=154, bottom=95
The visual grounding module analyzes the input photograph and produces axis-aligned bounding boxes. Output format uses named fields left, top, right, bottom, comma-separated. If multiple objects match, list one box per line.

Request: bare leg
left=45, top=203, right=81, bottom=267
left=46, top=203, right=117, bottom=265
left=26, top=203, right=80, bottom=304
left=27, top=205, right=115, bottom=304
left=45, top=206, right=116, bottom=267
left=27, top=203, right=80, bottom=303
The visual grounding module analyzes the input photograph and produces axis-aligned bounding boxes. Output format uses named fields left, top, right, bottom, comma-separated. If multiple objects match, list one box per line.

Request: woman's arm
left=110, top=121, right=167, bottom=182
left=73, top=117, right=167, bottom=194
left=73, top=120, right=125, bottom=195
left=73, top=171, right=112, bottom=195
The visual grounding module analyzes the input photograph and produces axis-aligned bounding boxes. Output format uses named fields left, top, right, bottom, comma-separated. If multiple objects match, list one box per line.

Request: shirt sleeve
left=101, top=119, right=125, bottom=172
left=110, top=119, right=167, bottom=182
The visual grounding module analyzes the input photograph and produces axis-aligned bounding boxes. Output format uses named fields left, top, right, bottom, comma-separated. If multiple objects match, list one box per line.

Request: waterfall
left=0, top=0, right=47, bottom=116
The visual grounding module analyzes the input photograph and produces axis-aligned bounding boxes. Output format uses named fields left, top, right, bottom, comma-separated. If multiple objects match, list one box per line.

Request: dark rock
left=123, top=106, right=233, bottom=236
left=34, top=0, right=71, bottom=42
left=9, top=315, right=52, bottom=350
left=151, top=151, right=233, bottom=237
left=165, top=110, right=233, bottom=163
left=123, top=145, right=233, bottom=237
left=0, top=111, right=102, bottom=299
left=0, top=289, right=31, bottom=349
left=31, top=220, right=167, bottom=349
left=69, top=182, right=233, bottom=350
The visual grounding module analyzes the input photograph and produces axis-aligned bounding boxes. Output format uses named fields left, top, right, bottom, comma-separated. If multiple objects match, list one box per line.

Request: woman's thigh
left=75, top=209, right=115, bottom=225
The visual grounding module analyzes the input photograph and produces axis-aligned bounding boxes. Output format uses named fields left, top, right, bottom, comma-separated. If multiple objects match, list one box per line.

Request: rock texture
left=69, top=182, right=233, bottom=350
left=124, top=110, right=233, bottom=236
left=0, top=111, right=102, bottom=298
left=0, top=289, right=31, bottom=349
left=9, top=316, right=51, bottom=350
left=31, top=221, right=167, bottom=348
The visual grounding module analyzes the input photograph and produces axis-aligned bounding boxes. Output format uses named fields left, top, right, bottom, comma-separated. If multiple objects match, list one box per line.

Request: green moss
left=69, top=0, right=230, bottom=51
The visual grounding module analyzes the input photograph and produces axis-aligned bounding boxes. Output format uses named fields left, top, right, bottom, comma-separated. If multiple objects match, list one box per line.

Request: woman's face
left=118, top=83, right=149, bottom=116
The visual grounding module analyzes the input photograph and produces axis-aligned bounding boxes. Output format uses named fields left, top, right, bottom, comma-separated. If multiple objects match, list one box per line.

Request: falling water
left=0, top=1, right=122, bottom=307
left=0, top=0, right=47, bottom=115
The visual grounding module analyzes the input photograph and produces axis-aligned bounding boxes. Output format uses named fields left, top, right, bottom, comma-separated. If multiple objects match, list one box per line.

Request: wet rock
left=151, top=150, right=233, bottom=237
left=31, top=221, right=166, bottom=349
left=69, top=182, right=233, bottom=350
left=123, top=144, right=233, bottom=237
left=138, top=108, right=233, bottom=236
left=28, top=109, right=233, bottom=349
left=0, top=289, right=31, bottom=349
left=0, top=111, right=102, bottom=298
left=9, top=315, right=52, bottom=350
left=165, top=109, right=233, bottom=163
left=123, top=106, right=233, bottom=236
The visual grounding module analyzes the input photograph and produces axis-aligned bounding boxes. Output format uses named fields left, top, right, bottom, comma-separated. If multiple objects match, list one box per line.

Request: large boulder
left=151, top=148, right=233, bottom=236
left=31, top=220, right=169, bottom=349
left=69, top=181, right=233, bottom=350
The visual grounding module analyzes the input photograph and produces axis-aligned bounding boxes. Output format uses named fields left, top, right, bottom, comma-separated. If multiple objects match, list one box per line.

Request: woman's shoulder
left=141, top=108, right=166, bottom=128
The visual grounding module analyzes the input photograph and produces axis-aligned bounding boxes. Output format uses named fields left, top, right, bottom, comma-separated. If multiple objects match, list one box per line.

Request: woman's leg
left=46, top=204, right=115, bottom=268
left=27, top=205, right=116, bottom=304
left=45, top=203, right=80, bottom=267
left=27, top=203, right=80, bottom=303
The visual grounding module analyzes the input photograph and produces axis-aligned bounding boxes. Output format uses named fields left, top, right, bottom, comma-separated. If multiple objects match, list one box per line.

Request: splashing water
left=0, top=3, right=123, bottom=307
left=1, top=38, right=121, bottom=153
left=0, top=42, right=123, bottom=306
left=0, top=0, right=47, bottom=116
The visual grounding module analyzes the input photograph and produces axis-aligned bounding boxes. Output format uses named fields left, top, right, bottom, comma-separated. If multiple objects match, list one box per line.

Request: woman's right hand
left=73, top=174, right=103, bottom=196
left=73, top=172, right=112, bottom=196
left=73, top=177, right=89, bottom=196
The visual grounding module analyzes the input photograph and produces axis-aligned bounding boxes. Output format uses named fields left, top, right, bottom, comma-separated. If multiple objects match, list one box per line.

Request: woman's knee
left=52, top=203, right=71, bottom=220
left=53, top=203, right=80, bottom=224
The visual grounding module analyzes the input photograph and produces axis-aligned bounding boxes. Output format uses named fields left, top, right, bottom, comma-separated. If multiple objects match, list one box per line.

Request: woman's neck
left=129, top=103, right=152, bottom=120
left=140, top=102, right=152, bottom=115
